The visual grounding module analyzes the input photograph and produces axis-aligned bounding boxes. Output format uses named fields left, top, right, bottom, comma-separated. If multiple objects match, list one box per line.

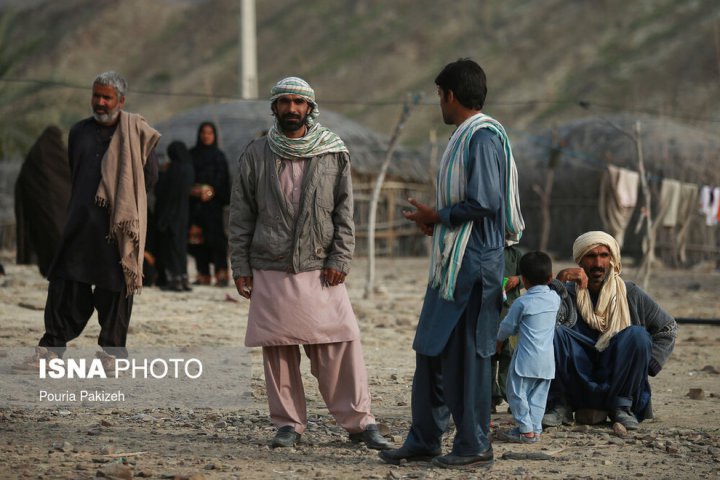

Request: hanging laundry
left=699, top=185, right=716, bottom=226
left=599, top=165, right=639, bottom=249
left=657, top=179, right=681, bottom=228
left=711, top=187, right=720, bottom=227
left=616, top=168, right=639, bottom=208
left=675, top=183, right=699, bottom=264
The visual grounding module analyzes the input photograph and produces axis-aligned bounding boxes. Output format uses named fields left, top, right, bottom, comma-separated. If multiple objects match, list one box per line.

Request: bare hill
left=1, top=0, right=720, bottom=157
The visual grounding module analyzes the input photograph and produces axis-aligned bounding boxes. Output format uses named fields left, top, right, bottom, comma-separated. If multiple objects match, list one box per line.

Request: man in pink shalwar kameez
left=228, top=77, right=391, bottom=450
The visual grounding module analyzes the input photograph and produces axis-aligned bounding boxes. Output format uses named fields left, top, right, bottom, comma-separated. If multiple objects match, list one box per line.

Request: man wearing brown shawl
left=18, top=71, right=159, bottom=367
left=543, top=231, right=677, bottom=430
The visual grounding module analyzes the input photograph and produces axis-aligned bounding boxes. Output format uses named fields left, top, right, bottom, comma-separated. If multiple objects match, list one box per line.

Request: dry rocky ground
left=0, top=256, right=719, bottom=479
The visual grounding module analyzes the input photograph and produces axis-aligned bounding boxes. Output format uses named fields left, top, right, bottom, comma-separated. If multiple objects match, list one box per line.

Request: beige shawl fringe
left=95, top=111, right=160, bottom=296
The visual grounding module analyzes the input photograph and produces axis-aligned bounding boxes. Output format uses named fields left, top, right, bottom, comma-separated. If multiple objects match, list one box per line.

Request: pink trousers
left=262, top=340, right=375, bottom=434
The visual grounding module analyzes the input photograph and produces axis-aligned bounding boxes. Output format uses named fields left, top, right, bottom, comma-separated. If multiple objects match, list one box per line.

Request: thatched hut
left=513, top=114, right=720, bottom=267
left=153, top=101, right=433, bottom=256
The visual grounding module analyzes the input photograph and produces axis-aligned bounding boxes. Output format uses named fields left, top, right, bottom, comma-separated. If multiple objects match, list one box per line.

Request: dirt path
left=1, top=257, right=719, bottom=479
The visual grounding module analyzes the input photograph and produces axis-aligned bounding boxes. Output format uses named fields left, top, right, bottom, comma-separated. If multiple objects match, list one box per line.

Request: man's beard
left=92, top=106, right=121, bottom=125
left=587, top=267, right=609, bottom=286
left=277, top=113, right=307, bottom=133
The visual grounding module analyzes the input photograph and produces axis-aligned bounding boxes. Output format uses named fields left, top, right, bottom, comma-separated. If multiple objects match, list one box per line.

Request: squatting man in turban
left=228, top=77, right=391, bottom=450
left=543, top=231, right=677, bottom=430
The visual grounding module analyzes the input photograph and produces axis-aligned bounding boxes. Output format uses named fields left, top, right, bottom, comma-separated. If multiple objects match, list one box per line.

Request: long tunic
left=245, top=156, right=359, bottom=347
left=48, top=117, right=158, bottom=292
left=189, top=143, right=231, bottom=251
left=497, top=285, right=560, bottom=380
left=155, top=142, right=195, bottom=277
left=412, top=129, right=507, bottom=358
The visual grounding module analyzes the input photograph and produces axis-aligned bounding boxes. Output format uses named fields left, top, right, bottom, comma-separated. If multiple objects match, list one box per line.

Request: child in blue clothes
left=495, top=251, right=560, bottom=443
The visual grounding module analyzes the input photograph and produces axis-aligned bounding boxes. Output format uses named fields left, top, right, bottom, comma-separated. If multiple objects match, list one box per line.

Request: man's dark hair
left=434, top=58, right=487, bottom=110
left=519, top=251, right=553, bottom=287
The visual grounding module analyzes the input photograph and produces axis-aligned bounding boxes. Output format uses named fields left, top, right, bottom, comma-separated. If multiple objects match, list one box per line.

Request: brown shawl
left=95, top=111, right=160, bottom=295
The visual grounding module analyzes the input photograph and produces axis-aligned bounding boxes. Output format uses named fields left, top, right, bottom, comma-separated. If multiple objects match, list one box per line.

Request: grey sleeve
left=628, top=283, right=677, bottom=376
left=228, top=151, right=257, bottom=279
left=549, top=279, right=577, bottom=328
left=325, top=152, right=354, bottom=274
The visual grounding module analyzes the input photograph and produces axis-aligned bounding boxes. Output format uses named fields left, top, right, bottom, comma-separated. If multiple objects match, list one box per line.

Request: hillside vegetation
left=1, top=0, right=719, bottom=157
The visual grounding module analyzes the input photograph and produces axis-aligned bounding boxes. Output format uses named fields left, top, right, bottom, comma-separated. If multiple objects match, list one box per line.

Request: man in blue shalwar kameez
left=379, top=58, right=524, bottom=469
left=543, top=231, right=677, bottom=430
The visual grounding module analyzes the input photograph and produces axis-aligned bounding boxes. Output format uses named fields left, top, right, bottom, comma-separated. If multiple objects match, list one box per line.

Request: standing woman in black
left=188, top=121, right=231, bottom=286
left=155, top=141, right=195, bottom=291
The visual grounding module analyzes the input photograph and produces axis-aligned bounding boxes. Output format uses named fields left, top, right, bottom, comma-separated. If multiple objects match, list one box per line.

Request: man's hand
left=556, top=267, right=588, bottom=290
left=234, top=276, right=253, bottom=299
left=403, top=197, right=439, bottom=236
left=505, top=275, right=521, bottom=292
left=321, top=268, right=346, bottom=287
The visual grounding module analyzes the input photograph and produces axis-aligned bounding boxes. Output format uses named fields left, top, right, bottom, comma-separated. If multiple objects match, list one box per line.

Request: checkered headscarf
left=270, top=77, right=319, bottom=127
left=267, top=76, right=347, bottom=159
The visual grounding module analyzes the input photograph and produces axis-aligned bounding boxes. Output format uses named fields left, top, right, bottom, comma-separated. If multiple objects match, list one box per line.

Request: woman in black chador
left=15, top=125, right=72, bottom=277
left=155, top=141, right=195, bottom=291
left=188, top=121, right=231, bottom=286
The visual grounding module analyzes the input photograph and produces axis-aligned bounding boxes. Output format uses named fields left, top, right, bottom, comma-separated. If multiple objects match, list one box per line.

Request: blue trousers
left=403, top=284, right=493, bottom=456
left=506, top=372, right=550, bottom=434
left=548, top=324, right=652, bottom=419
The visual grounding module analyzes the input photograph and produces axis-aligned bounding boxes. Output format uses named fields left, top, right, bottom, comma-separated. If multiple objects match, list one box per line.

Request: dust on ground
left=0, top=257, right=719, bottom=479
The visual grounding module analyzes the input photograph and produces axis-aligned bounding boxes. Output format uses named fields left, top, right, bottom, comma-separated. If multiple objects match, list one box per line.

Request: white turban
left=572, top=231, right=631, bottom=351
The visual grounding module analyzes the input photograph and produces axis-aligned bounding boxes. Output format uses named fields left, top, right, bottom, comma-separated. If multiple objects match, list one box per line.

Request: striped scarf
left=429, top=113, right=524, bottom=300
left=267, top=123, right=348, bottom=159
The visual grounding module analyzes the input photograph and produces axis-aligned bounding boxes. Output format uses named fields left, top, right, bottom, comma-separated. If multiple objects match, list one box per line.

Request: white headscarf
left=572, top=231, right=631, bottom=351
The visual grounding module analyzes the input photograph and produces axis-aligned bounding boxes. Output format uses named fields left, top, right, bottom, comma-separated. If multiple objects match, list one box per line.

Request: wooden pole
left=364, top=93, right=422, bottom=299
left=532, top=127, right=562, bottom=252
left=633, top=120, right=653, bottom=289
left=601, top=118, right=652, bottom=289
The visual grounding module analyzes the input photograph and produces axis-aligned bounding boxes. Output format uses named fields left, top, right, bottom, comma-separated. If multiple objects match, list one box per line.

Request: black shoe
left=271, top=426, right=300, bottom=448
left=542, top=403, right=574, bottom=427
left=180, top=275, right=193, bottom=292
left=431, top=448, right=494, bottom=469
left=378, top=445, right=441, bottom=465
left=610, top=408, right=640, bottom=430
left=349, top=424, right=392, bottom=450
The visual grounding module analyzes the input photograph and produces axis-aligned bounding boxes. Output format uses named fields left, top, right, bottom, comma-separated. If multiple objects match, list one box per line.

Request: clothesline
left=510, top=130, right=719, bottom=264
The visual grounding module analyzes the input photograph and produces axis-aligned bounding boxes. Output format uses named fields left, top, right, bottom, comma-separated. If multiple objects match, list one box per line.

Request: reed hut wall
left=513, top=114, right=720, bottom=267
